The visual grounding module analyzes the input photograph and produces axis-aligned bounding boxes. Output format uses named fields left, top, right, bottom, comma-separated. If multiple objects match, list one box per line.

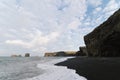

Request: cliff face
left=44, top=51, right=77, bottom=57
left=76, top=46, right=88, bottom=56
left=55, top=51, right=76, bottom=56
left=84, top=9, right=120, bottom=57
left=44, top=53, right=57, bottom=57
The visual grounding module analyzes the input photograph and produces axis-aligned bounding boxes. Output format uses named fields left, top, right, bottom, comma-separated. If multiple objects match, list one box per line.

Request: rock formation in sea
left=25, top=53, right=30, bottom=57
left=84, top=9, right=120, bottom=57
left=11, top=54, right=22, bottom=57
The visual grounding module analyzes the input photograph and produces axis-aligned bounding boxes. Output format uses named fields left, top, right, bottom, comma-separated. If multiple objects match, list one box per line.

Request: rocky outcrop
left=44, top=51, right=77, bottom=57
left=44, top=53, right=57, bottom=57
left=76, top=46, right=88, bottom=56
left=55, top=51, right=77, bottom=56
left=84, top=9, right=120, bottom=57
left=11, top=54, right=22, bottom=57
left=25, top=53, right=30, bottom=57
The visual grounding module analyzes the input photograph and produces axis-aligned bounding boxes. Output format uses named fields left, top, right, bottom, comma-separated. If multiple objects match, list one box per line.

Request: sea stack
left=84, top=9, right=120, bottom=57
left=25, top=53, right=30, bottom=57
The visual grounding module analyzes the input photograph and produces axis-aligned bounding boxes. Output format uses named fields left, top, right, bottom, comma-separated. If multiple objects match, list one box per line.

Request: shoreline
left=22, top=57, right=86, bottom=80
left=56, top=56, right=120, bottom=80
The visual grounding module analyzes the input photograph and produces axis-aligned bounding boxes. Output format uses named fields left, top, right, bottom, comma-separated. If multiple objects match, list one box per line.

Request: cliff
left=76, top=46, right=88, bottom=56
left=44, top=51, right=77, bottom=57
left=84, top=9, right=120, bottom=57
left=44, top=52, right=57, bottom=57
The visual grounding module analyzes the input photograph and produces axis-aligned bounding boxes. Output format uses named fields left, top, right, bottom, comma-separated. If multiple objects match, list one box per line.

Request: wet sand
left=56, top=57, right=120, bottom=80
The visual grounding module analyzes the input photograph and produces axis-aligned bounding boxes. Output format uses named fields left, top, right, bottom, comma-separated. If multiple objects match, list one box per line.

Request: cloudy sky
left=0, top=0, right=120, bottom=56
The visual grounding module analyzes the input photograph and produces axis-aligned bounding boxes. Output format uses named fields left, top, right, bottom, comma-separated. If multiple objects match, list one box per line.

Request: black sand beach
left=56, top=57, right=120, bottom=80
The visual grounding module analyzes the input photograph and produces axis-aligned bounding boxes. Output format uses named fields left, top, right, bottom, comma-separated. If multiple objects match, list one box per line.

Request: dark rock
left=55, top=51, right=76, bottom=56
left=25, top=53, right=30, bottom=57
left=44, top=51, right=77, bottom=57
left=55, top=51, right=66, bottom=56
left=11, top=54, right=22, bottom=57
left=44, top=53, right=57, bottom=57
left=84, top=9, right=120, bottom=57
left=76, top=46, right=88, bottom=56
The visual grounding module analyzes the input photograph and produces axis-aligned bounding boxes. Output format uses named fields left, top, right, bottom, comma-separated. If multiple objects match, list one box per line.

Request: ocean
left=0, top=57, right=86, bottom=80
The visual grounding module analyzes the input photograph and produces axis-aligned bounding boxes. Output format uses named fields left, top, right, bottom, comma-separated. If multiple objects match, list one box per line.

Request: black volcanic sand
left=55, top=57, right=120, bottom=80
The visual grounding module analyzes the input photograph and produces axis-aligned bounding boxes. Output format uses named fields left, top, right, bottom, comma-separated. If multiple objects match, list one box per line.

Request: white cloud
left=6, top=40, right=30, bottom=48
left=5, top=31, right=60, bottom=49
left=93, top=7, right=102, bottom=14
left=87, top=0, right=102, bottom=7
left=0, top=0, right=87, bottom=56
left=31, top=31, right=60, bottom=47
left=2, top=0, right=117, bottom=56
left=68, top=18, right=80, bottom=30
left=85, top=0, right=119, bottom=31
left=103, top=0, right=119, bottom=15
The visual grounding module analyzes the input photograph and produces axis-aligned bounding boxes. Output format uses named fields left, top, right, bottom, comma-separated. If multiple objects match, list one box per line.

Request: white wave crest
left=22, top=57, right=87, bottom=80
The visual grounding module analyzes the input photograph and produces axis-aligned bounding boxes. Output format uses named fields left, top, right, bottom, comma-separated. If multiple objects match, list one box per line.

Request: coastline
left=22, top=57, right=87, bottom=80
left=56, top=56, right=120, bottom=80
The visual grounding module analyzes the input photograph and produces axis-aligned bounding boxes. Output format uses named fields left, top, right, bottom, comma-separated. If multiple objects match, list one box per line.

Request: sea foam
left=22, top=57, right=87, bottom=80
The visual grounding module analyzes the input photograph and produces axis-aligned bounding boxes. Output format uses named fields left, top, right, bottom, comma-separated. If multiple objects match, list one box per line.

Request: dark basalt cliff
left=84, top=9, right=120, bottom=57
left=76, top=46, right=88, bottom=56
